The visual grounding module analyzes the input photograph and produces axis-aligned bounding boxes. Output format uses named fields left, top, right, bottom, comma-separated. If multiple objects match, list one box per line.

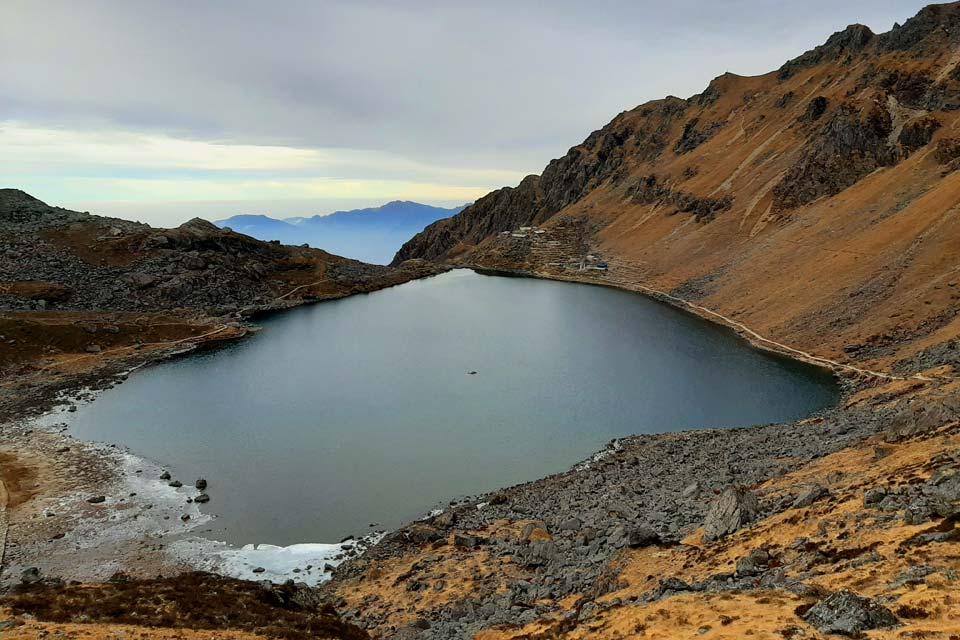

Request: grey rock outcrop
left=702, top=486, right=759, bottom=541
left=802, top=590, right=898, bottom=636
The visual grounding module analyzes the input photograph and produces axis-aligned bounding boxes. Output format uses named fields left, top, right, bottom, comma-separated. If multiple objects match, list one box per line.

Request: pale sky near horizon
left=0, top=0, right=932, bottom=227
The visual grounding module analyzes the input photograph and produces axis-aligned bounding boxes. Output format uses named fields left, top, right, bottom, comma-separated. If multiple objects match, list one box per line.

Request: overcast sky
left=0, top=0, right=931, bottom=226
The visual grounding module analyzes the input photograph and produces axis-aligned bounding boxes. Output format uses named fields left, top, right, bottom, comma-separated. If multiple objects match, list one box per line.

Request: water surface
left=59, top=269, right=837, bottom=545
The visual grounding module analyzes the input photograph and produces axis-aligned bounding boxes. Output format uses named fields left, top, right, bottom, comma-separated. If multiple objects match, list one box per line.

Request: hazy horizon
left=65, top=197, right=471, bottom=228
left=2, top=0, right=931, bottom=227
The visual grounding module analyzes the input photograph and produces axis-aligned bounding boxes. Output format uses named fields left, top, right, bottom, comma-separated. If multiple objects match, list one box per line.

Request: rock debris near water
left=702, top=485, right=759, bottom=541
left=330, top=400, right=899, bottom=639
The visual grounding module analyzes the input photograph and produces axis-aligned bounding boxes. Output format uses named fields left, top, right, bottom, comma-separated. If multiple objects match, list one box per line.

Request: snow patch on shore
left=575, top=437, right=623, bottom=471
left=171, top=532, right=385, bottom=586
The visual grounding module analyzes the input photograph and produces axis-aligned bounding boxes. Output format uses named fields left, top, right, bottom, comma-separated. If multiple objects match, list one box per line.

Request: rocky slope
left=5, top=5, right=960, bottom=639
left=0, top=190, right=444, bottom=639
left=325, top=383, right=960, bottom=639
left=395, top=2, right=960, bottom=376
left=1, top=189, right=440, bottom=315
left=339, top=4, right=960, bottom=638
left=0, top=189, right=444, bottom=412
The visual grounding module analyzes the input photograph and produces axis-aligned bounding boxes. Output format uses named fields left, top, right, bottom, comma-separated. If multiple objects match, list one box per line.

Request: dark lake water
left=58, top=269, right=837, bottom=546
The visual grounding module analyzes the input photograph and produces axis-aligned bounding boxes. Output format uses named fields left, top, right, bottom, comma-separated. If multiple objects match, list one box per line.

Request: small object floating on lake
left=467, top=370, right=477, bottom=375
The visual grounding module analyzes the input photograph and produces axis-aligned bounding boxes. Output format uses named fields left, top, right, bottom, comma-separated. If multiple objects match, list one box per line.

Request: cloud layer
left=0, top=0, right=930, bottom=225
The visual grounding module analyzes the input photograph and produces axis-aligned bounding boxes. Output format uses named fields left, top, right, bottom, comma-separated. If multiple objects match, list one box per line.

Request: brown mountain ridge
left=5, top=4, right=960, bottom=640
left=395, top=1, right=960, bottom=378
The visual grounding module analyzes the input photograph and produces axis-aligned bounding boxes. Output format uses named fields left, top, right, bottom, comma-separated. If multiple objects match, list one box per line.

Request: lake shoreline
left=0, top=261, right=448, bottom=587
left=0, top=263, right=947, bottom=640
left=0, top=265, right=847, bottom=589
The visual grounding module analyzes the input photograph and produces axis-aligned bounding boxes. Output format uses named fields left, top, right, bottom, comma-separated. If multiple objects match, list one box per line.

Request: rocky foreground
left=0, top=190, right=444, bottom=637
left=318, top=381, right=960, bottom=639
left=5, top=3, right=960, bottom=639
left=340, top=3, right=960, bottom=637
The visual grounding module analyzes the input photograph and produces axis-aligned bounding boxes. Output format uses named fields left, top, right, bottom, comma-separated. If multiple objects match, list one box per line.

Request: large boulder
left=928, top=467, right=960, bottom=502
left=735, top=548, right=771, bottom=576
left=626, top=526, right=661, bottom=548
left=793, top=483, right=828, bottom=508
left=702, top=486, right=759, bottom=541
left=802, top=590, right=898, bottom=636
left=518, top=540, right=558, bottom=568
left=886, top=399, right=959, bottom=442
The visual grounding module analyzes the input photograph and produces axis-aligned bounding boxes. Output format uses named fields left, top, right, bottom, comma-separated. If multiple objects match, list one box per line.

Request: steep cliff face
left=396, top=4, right=960, bottom=267
left=394, top=2, right=960, bottom=376
left=392, top=97, right=691, bottom=264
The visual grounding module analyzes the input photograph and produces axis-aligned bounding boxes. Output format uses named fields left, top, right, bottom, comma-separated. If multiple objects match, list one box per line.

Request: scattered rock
left=168, top=480, right=183, bottom=488
left=453, top=533, right=479, bottom=549
left=626, top=526, right=661, bottom=548
left=793, top=484, right=828, bottom=508
left=20, top=567, right=42, bottom=584
left=194, top=493, right=210, bottom=504
left=86, top=495, right=106, bottom=504
left=886, top=400, right=958, bottom=442
left=802, top=590, right=898, bottom=636
left=405, top=524, right=442, bottom=545
left=558, top=517, right=582, bottom=532
left=432, top=510, right=457, bottom=528
left=519, top=540, right=558, bottom=568
left=702, top=486, right=759, bottom=541
left=928, top=467, right=960, bottom=502
left=682, top=482, right=701, bottom=499
left=873, top=446, right=893, bottom=460
left=195, top=477, right=207, bottom=490
left=735, top=548, right=770, bottom=576
left=863, top=487, right=887, bottom=507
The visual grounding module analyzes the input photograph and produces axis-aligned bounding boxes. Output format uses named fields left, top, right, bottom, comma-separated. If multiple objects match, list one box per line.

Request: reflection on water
left=58, top=270, right=838, bottom=545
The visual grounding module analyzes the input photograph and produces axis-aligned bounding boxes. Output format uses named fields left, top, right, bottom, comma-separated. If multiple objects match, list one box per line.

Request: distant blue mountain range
left=216, top=200, right=466, bottom=264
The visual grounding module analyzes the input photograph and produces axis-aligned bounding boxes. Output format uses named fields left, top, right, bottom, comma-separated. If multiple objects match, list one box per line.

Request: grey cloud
left=0, top=0, right=933, bottom=175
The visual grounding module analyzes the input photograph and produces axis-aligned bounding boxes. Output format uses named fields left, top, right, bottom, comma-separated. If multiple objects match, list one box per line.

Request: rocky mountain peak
left=394, top=2, right=960, bottom=268
left=778, top=23, right=874, bottom=79
left=178, top=217, right=220, bottom=232
left=878, top=1, right=960, bottom=53
left=0, top=189, right=84, bottom=228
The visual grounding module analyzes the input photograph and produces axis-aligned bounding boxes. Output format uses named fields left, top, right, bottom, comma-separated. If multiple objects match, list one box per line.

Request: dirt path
left=546, top=260, right=940, bottom=383
left=274, top=280, right=326, bottom=301
left=36, top=324, right=239, bottom=373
